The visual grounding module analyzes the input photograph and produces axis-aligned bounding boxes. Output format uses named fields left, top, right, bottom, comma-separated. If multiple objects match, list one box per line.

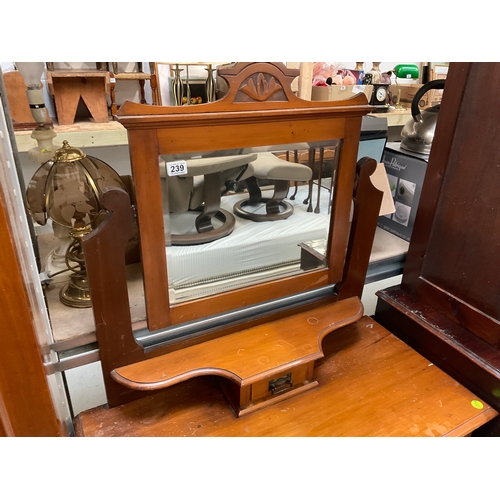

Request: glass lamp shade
left=15, top=62, right=47, bottom=127
left=393, top=64, right=420, bottom=80
left=26, top=140, right=128, bottom=308
left=26, top=140, right=127, bottom=231
left=15, top=62, right=45, bottom=87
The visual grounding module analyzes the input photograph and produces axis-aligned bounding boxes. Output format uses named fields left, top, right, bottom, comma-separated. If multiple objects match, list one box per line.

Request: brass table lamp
left=26, top=141, right=127, bottom=307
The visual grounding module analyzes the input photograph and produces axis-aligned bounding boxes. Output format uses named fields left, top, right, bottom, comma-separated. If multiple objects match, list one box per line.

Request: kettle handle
left=412, top=79, right=446, bottom=122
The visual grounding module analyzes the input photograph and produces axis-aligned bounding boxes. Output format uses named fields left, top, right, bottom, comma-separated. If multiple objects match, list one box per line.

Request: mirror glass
left=159, top=140, right=341, bottom=303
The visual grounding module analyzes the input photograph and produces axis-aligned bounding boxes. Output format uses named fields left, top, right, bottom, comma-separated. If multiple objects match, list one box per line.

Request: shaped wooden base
left=111, top=297, right=363, bottom=416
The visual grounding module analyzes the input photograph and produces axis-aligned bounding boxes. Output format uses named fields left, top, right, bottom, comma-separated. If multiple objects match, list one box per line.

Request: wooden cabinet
left=374, top=62, right=500, bottom=434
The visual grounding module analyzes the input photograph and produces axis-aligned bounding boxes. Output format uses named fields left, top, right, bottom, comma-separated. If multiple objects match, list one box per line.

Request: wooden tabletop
left=74, top=316, right=497, bottom=437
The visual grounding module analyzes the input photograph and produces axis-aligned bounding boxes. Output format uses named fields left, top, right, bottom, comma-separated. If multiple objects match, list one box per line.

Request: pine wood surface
left=376, top=286, right=500, bottom=409
left=74, top=316, right=497, bottom=437
left=113, top=72, right=151, bottom=80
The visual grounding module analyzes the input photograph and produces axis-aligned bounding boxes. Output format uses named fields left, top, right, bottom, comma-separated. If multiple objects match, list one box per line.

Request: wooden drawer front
left=218, top=361, right=318, bottom=417
left=250, top=363, right=315, bottom=403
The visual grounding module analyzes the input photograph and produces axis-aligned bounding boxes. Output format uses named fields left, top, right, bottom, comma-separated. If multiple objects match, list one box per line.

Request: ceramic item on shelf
left=368, top=62, right=382, bottom=84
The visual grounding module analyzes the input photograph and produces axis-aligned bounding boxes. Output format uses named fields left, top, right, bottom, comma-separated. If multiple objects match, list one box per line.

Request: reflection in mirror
left=159, top=140, right=341, bottom=303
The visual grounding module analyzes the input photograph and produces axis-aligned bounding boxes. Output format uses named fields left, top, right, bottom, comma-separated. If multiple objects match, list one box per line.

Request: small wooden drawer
left=220, top=361, right=318, bottom=417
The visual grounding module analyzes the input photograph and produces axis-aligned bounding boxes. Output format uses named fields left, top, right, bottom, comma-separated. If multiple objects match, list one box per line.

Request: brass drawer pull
left=269, top=373, right=293, bottom=395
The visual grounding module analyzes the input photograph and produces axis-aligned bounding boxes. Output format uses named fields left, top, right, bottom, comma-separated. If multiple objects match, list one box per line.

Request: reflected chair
left=233, top=152, right=312, bottom=222
left=162, top=153, right=257, bottom=245
left=296, top=147, right=337, bottom=214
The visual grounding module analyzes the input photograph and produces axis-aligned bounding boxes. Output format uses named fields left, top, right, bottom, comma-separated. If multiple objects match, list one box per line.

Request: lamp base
left=59, top=274, right=92, bottom=308
left=28, top=126, right=59, bottom=164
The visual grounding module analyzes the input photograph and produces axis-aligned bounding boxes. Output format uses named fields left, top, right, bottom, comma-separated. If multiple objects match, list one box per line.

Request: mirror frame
left=116, top=62, right=373, bottom=333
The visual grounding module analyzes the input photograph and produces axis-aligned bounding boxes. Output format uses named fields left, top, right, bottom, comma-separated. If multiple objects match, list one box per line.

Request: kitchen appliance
left=400, top=79, right=445, bottom=154
left=378, top=142, right=428, bottom=242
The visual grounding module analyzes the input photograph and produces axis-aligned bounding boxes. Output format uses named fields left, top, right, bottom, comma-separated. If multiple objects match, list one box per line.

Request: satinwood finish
left=80, top=62, right=381, bottom=410
left=82, top=155, right=383, bottom=409
left=375, top=63, right=500, bottom=424
left=111, top=296, right=362, bottom=415
left=76, top=55, right=496, bottom=431
left=116, top=62, right=373, bottom=333
left=74, top=317, right=497, bottom=437
left=112, top=296, right=363, bottom=393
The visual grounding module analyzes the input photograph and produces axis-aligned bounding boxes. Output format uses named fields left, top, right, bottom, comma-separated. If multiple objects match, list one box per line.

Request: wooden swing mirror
left=82, top=62, right=381, bottom=414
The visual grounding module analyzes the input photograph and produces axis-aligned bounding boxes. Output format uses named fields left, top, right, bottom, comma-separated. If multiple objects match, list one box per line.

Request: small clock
left=369, top=83, right=390, bottom=110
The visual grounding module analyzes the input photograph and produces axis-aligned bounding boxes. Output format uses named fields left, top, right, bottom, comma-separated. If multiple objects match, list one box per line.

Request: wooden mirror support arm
left=335, top=156, right=384, bottom=300
left=82, top=187, right=144, bottom=406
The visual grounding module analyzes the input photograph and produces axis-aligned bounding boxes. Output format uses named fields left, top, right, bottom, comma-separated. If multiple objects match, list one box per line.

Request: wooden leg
left=151, top=74, right=158, bottom=106
left=314, top=148, right=324, bottom=214
left=289, top=151, right=299, bottom=200
left=139, top=79, right=146, bottom=104
left=306, top=147, right=315, bottom=212
left=110, top=74, right=117, bottom=116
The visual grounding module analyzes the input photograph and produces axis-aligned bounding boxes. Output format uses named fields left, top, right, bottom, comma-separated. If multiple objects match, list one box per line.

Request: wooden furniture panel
left=117, top=63, right=373, bottom=333
left=374, top=62, right=500, bottom=426
left=0, top=100, right=65, bottom=436
left=3, top=70, right=52, bottom=130
left=74, top=317, right=497, bottom=437
left=82, top=155, right=382, bottom=408
left=47, top=71, right=111, bottom=125
left=111, top=296, right=362, bottom=415
left=0, top=193, right=65, bottom=436
left=78, top=63, right=384, bottom=413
